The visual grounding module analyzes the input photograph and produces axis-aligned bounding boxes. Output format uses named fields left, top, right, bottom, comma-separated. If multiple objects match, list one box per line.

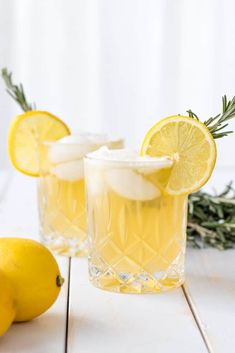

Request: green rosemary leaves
left=188, top=95, right=235, bottom=139
left=188, top=183, right=235, bottom=249
left=1, top=68, right=34, bottom=112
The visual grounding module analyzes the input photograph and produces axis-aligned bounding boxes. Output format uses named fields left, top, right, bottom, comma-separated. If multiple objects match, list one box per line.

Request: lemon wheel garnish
left=8, top=111, right=70, bottom=176
left=141, top=115, right=217, bottom=195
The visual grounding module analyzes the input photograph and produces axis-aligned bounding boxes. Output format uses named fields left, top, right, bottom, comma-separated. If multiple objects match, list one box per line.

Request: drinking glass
left=38, top=134, right=123, bottom=256
left=84, top=149, right=188, bottom=293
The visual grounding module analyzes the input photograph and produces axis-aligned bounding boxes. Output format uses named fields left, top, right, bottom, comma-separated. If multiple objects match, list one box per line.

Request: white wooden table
left=0, top=168, right=234, bottom=353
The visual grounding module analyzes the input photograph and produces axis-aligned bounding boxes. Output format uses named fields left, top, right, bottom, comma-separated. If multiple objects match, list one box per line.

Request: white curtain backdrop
left=1, top=0, right=235, bottom=170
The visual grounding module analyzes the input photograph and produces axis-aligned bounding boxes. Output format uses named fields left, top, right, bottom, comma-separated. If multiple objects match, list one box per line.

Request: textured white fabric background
left=0, top=0, right=235, bottom=170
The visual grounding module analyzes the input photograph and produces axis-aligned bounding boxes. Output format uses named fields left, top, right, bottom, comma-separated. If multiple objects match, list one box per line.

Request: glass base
left=41, top=233, right=88, bottom=257
left=89, top=264, right=185, bottom=294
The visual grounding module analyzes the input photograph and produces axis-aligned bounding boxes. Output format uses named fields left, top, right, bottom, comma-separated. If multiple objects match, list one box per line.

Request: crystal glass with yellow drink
left=85, top=114, right=217, bottom=293
left=38, top=134, right=123, bottom=256
left=85, top=148, right=188, bottom=293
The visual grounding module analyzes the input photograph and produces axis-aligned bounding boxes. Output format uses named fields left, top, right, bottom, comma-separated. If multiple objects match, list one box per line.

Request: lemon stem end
left=56, top=275, right=64, bottom=287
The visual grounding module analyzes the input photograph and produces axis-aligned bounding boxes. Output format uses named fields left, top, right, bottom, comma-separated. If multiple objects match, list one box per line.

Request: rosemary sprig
left=187, top=95, right=235, bottom=139
left=1, top=68, right=34, bottom=111
left=187, top=183, right=235, bottom=250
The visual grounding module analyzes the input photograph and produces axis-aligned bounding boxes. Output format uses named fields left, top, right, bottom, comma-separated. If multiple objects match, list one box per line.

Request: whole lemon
left=0, top=269, right=16, bottom=335
left=0, top=238, right=64, bottom=322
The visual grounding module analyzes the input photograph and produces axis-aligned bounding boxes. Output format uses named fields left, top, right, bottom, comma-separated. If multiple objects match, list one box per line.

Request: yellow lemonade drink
left=38, top=134, right=123, bottom=256
left=84, top=148, right=188, bottom=293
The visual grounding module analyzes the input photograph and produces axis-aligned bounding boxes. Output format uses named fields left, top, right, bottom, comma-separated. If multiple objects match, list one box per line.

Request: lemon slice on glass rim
left=141, top=115, right=217, bottom=195
left=8, top=111, right=70, bottom=176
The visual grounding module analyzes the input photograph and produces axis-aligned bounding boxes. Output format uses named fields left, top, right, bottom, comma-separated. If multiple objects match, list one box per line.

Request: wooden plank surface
left=67, top=258, right=207, bottom=353
left=0, top=171, right=69, bottom=353
left=185, top=249, right=235, bottom=353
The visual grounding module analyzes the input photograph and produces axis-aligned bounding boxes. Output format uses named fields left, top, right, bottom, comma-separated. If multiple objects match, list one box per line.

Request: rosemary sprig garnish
left=187, top=95, right=235, bottom=139
left=1, top=68, right=34, bottom=111
left=187, top=183, right=235, bottom=249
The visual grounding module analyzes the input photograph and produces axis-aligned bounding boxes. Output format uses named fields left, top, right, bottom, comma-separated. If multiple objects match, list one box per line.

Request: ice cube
left=51, top=160, right=84, bottom=181
left=48, top=134, right=121, bottom=164
left=105, top=168, right=160, bottom=200
left=49, top=143, right=95, bottom=164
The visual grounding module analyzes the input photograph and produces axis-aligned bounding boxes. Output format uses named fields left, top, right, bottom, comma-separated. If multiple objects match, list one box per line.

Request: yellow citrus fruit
left=0, top=270, right=15, bottom=336
left=141, top=116, right=217, bottom=195
left=8, top=111, right=70, bottom=176
left=0, top=238, right=64, bottom=322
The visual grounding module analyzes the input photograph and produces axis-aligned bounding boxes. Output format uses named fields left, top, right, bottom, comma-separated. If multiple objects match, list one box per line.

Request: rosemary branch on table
left=188, top=183, right=235, bottom=249
left=1, top=68, right=235, bottom=250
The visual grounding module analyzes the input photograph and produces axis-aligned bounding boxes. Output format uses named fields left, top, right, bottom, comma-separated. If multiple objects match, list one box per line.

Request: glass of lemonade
left=38, top=134, right=123, bottom=256
left=84, top=148, right=188, bottom=293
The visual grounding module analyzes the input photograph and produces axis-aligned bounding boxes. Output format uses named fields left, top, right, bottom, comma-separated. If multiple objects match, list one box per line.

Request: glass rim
left=84, top=149, right=173, bottom=168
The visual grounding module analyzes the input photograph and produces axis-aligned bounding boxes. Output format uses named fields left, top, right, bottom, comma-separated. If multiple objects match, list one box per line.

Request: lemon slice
left=141, top=115, right=216, bottom=195
left=8, top=111, right=70, bottom=176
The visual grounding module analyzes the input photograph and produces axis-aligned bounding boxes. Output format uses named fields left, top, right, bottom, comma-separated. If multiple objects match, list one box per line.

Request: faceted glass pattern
left=38, top=138, right=123, bottom=256
left=38, top=175, right=87, bottom=256
left=85, top=155, right=188, bottom=293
